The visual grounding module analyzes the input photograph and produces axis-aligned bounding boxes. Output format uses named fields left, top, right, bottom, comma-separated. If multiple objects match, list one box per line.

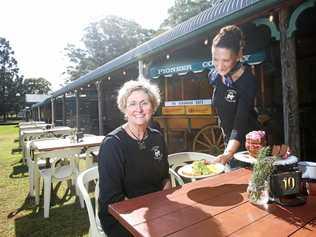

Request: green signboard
left=149, top=51, right=266, bottom=79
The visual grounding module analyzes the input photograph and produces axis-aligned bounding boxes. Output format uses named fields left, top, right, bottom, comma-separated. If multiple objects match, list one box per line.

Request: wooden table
left=109, top=168, right=316, bottom=237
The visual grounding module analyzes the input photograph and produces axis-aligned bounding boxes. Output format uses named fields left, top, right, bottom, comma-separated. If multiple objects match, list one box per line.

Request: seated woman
left=98, top=78, right=171, bottom=237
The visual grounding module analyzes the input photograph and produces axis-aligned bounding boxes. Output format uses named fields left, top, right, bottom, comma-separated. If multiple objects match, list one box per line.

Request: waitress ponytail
left=212, top=25, right=245, bottom=54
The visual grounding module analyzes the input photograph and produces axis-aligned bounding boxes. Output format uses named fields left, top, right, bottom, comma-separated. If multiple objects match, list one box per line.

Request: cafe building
left=32, top=0, right=316, bottom=161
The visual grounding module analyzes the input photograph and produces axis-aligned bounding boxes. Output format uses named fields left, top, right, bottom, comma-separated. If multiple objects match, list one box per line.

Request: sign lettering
left=282, top=177, right=296, bottom=191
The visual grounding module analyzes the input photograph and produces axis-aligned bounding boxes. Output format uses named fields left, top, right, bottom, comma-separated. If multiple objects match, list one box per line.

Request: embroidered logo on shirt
left=152, top=146, right=162, bottom=160
left=225, top=89, right=237, bottom=103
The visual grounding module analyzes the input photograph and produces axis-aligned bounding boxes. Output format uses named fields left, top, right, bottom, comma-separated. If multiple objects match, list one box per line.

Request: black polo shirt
left=209, top=66, right=259, bottom=147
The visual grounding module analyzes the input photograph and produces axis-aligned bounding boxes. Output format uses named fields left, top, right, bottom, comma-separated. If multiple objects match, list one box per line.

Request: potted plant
left=248, top=146, right=277, bottom=205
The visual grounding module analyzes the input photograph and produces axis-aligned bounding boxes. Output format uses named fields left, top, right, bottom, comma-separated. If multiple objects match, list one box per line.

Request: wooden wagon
left=154, top=75, right=224, bottom=155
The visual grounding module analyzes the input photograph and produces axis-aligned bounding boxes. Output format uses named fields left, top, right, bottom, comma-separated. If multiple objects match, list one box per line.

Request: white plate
left=233, top=151, right=257, bottom=164
left=177, top=163, right=225, bottom=179
left=234, top=151, right=298, bottom=165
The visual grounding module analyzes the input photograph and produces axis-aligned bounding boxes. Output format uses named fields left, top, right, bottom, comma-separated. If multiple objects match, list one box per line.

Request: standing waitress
left=209, top=25, right=259, bottom=168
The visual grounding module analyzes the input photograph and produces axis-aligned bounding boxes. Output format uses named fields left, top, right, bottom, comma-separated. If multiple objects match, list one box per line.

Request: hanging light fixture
left=269, top=13, right=274, bottom=22
left=123, top=71, right=127, bottom=76
left=107, top=76, right=111, bottom=80
left=166, top=54, right=170, bottom=60
left=204, top=39, right=208, bottom=45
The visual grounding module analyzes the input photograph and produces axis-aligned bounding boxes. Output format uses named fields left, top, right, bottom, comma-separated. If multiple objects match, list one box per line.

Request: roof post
left=62, top=94, right=66, bottom=126
left=279, top=6, right=300, bottom=156
left=37, top=106, right=41, bottom=121
left=51, top=98, right=55, bottom=126
left=75, top=90, right=80, bottom=130
left=138, top=60, right=144, bottom=78
left=96, top=80, right=104, bottom=135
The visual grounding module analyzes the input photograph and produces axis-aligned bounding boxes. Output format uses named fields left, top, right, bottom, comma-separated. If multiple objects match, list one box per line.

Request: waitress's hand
left=213, top=139, right=240, bottom=164
left=213, top=152, right=233, bottom=165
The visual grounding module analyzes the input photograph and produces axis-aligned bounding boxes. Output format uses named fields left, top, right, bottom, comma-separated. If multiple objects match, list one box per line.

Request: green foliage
left=251, top=146, right=276, bottom=187
left=64, top=15, right=156, bottom=82
left=23, top=77, right=52, bottom=94
left=0, top=37, right=24, bottom=120
left=160, top=0, right=211, bottom=29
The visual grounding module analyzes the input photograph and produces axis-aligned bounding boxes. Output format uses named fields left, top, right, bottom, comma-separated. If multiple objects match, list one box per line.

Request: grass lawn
left=0, top=124, right=90, bottom=237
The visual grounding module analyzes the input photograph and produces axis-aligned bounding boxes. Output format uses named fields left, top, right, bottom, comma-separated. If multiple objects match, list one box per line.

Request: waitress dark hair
left=212, top=25, right=245, bottom=54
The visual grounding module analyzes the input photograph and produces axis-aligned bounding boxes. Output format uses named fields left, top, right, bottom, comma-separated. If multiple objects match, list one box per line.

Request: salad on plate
left=178, top=159, right=224, bottom=178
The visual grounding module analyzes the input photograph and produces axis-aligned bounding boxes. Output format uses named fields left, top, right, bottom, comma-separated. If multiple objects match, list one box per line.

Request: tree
left=23, top=77, right=52, bottom=94
left=0, top=37, right=24, bottom=120
left=160, top=0, right=212, bottom=29
left=64, top=15, right=156, bottom=82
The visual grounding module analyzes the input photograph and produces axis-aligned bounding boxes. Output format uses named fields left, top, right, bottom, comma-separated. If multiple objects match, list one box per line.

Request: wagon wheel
left=193, top=125, right=225, bottom=156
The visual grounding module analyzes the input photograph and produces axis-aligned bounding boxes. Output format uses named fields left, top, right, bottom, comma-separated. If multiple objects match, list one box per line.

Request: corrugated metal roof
left=36, top=0, right=285, bottom=107
left=26, top=94, right=50, bottom=103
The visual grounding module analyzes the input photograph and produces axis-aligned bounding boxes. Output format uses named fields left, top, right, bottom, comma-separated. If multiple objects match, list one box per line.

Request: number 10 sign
left=270, top=171, right=301, bottom=197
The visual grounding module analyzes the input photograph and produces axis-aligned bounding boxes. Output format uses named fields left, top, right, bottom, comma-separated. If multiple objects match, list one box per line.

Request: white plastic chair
left=168, top=152, right=216, bottom=186
left=77, top=166, right=107, bottom=237
left=25, top=137, right=61, bottom=197
left=33, top=147, right=84, bottom=218
left=169, top=168, right=184, bottom=187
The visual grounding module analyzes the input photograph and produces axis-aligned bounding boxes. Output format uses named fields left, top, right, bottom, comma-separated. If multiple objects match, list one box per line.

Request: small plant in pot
left=248, top=146, right=277, bottom=205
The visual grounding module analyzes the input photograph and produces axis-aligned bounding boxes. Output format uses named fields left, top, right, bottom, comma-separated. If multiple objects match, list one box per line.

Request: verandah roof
left=33, top=0, right=285, bottom=108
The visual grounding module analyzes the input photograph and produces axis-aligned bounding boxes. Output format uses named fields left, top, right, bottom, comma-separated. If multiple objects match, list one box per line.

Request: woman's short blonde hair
left=117, top=77, right=161, bottom=113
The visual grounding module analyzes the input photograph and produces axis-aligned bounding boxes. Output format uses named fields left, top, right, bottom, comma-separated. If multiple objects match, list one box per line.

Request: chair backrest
left=168, top=152, right=216, bottom=187
left=34, top=147, right=82, bottom=179
left=77, top=166, right=106, bottom=237
left=169, top=168, right=184, bottom=187
left=168, top=152, right=216, bottom=169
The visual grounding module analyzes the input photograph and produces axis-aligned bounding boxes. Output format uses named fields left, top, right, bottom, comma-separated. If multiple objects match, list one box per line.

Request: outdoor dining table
left=21, top=126, right=72, bottom=142
left=19, top=123, right=49, bottom=130
left=21, top=126, right=73, bottom=159
left=19, top=123, right=50, bottom=145
left=29, top=135, right=105, bottom=204
left=30, top=135, right=105, bottom=152
left=19, top=121, right=46, bottom=126
left=109, top=168, right=316, bottom=237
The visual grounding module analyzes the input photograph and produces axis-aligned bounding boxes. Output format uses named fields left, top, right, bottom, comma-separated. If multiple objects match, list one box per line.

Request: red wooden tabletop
left=108, top=168, right=316, bottom=237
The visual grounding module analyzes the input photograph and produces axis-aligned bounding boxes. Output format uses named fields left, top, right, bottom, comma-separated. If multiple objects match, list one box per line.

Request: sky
left=0, top=0, right=174, bottom=91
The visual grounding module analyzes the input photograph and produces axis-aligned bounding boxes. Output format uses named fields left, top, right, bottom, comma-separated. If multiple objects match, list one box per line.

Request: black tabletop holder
left=269, top=163, right=307, bottom=206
